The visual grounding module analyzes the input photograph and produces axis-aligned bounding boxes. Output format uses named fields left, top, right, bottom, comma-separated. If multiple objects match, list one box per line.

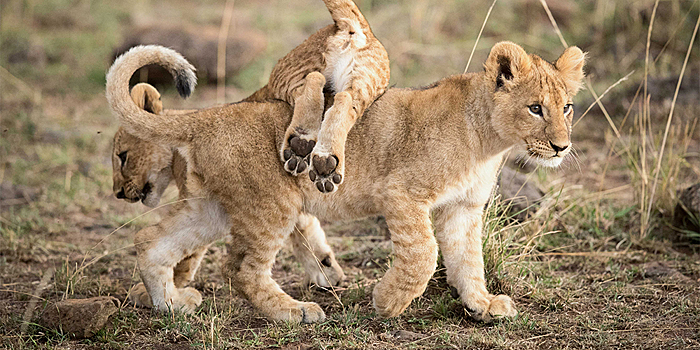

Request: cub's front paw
left=282, top=133, right=316, bottom=176
left=308, top=153, right=343, bottom=193
left=461, top=293, right=518, bottom=323
left=152, top=287, right=203, bottom=315
left=267, top=301, right=326, bottom=324
left=298, top=302, right=326, bottom=324
left=128, top=283, right=153, bottom=309
left=305, top=255, right=346, bottom=288
left=372, top=281, right=413, bottom=318
left=175, top=287, right=203, bottom=314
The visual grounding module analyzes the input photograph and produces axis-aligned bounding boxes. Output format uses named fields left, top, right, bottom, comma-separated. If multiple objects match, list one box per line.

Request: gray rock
left=642, top=261, right=690, bottom=282
left=114, top=24, right=266, bottom=84
left=498, top=166, right=544, bottom=219
left=504, top=152, right=538, bottom=174
left=40, top=296, right=119, bottom=339
left=380, top=330, right=426, bottom=342
left=0, top=182, right=40, bottom=206
left=676, top=183, right=700, bottom=233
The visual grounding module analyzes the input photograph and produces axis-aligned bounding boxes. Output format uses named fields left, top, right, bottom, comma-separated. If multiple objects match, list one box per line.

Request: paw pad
left=283, top=135, right=315, bottom=175
left=309, top=155, right=342, bottom=193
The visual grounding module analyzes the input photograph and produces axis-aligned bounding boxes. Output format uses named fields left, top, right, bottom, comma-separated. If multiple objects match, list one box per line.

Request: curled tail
left=323, top=0, right=371, bottom=31
left=106, top=45, right=197, bottom=146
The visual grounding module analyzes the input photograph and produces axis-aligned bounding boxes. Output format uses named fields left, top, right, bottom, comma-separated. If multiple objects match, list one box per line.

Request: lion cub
left=245, top=0, right=390, bottom=194
left=111, top=84, right=345, bottom=306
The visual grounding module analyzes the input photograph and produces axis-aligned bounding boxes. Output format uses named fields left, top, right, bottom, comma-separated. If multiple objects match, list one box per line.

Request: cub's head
left=484, top=41, right=586, bottom=167
left=112, top=83, right=172, bottom=207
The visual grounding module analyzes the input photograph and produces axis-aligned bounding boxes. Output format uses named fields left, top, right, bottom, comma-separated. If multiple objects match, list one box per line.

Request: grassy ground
left=1, top=0, right=699, bottom=348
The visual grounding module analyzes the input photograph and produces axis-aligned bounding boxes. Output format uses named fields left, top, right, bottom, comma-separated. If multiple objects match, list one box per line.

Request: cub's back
left=186, top=101, right=301, bottom=200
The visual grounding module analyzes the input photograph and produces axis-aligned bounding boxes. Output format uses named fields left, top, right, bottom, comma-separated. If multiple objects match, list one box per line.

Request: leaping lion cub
left=106, top=41, right=585, bottom=323
left=248, top=0, right=389, bottom=193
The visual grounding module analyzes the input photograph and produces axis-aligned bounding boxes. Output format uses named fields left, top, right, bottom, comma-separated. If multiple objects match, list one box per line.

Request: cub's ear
left=484, top=41, right=532, bottom=91
left=555, top=46, right=586, bottom=95
left=130, top=83, right=164, bottom=114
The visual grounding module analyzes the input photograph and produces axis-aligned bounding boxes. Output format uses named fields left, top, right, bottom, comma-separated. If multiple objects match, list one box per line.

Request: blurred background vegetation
left=1, top=0, right=699, bottom=348
left=1, top=0, right=698, bottom=241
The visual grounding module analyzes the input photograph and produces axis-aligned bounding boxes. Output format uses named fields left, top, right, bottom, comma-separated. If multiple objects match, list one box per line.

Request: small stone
left=0, top=182, right=40, bottom=205
left=643, top=261, right=690, bottom=282
left=390, top=330, right=426, bottom=342
left=40, top=296, right=119, bottom=339
left=78, top=160, right=92, bottom=177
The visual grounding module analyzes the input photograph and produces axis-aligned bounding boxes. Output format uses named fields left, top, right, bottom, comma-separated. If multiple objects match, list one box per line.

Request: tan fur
left=112, top=84, right=345, bottom=308
left=106, top=41, right=585, bottom=322
left=245, top=0, right=390, bottom=193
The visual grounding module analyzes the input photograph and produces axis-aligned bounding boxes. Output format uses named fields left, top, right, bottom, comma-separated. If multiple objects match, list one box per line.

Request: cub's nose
left=549, top=141, right=569, bottom=153
left=116, top=189, right=126, bottom=199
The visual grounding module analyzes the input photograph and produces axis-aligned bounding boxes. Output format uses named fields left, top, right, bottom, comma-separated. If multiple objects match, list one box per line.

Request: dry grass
left=1, top=0, right=699, bottom=349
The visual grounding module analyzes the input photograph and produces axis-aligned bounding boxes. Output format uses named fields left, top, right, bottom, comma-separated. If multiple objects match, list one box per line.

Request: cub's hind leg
left=131, top=224, right=201, bottom=314
left=223, top=211, right=325, bottom=323
left=281, top=72, right=326, bottom=176
left=291, top=213, right=345, bottom=288
left=308, top=91, right=353, bottom=193
left=309, top=57, right=389, bottom=193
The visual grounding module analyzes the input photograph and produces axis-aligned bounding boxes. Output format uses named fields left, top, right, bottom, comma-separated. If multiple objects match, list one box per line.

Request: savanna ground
left=1, top=0, right=700, bottom=348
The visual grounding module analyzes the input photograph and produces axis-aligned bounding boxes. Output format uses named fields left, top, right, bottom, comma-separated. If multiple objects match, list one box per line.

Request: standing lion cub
left=106, top=41, right=585, bottom=323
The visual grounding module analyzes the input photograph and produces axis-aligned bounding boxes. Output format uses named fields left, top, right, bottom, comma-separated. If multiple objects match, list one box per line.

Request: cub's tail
left=323, top=0, right=371, bottom=31
left=106, top=45, right=197, bottom=146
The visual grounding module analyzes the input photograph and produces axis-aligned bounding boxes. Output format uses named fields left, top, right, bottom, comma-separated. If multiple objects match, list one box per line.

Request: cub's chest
left=432, top=155, right=504, bottom=208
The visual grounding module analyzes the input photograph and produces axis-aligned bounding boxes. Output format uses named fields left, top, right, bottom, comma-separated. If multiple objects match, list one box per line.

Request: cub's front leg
left=129, top=245, right=209, bottom=309
left=433, top=201, right=518, bottom=322
left=372, top=204, right=438, bottom=317
left=134, top=224, right=203, bottom=314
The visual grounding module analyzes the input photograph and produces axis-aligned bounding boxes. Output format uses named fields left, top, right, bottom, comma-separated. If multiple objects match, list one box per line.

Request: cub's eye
left=563, top=103, right=573, bottom=115
left=528, top=104, right=543, bottom=117
left=118, top=151, right=128, bottom=165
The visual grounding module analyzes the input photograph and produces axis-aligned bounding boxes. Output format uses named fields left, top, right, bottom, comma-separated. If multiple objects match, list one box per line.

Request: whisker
left=571, top=145, right=583, bottom=172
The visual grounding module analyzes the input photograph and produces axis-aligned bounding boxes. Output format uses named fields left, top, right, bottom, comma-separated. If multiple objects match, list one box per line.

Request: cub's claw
left=309, top=154, right=342, bottom=193
left=299, top=302, right=326, bottom=324
left=304, top=254, right=346, bottom=288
